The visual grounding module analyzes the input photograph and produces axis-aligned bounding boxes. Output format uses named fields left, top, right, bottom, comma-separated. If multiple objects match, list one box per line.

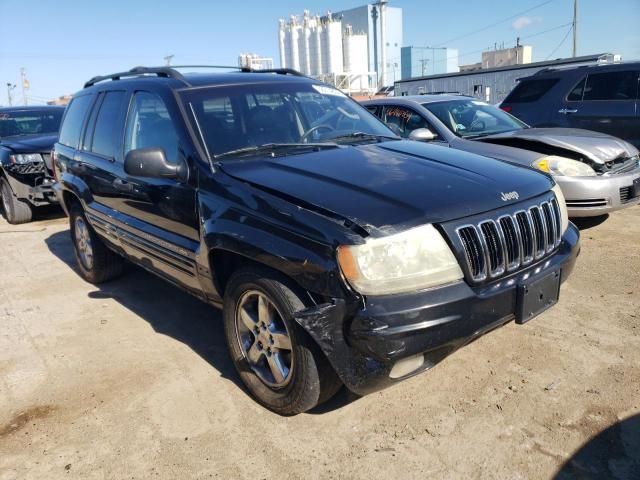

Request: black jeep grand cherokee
left=53, top=66, right=580, bottom=415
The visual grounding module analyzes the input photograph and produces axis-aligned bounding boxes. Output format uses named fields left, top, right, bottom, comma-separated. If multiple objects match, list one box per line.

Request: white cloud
left=512, top=16, right=542, bottom=30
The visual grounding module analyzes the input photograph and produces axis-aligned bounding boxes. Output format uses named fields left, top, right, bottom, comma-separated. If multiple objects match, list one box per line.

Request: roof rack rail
left=83, top=65, right=306, bottom=89
left=242, top=68, right=305, bottom=77
left=83, top=66, right=192, bottom=88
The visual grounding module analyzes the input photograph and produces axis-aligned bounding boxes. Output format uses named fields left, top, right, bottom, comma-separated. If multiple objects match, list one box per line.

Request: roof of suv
left=528, top=60, right=640, bottom=79
left=81, top=66, right=315, bottom=91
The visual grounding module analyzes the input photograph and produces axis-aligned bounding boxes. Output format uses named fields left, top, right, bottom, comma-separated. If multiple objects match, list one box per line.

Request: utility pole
left=371, top=5, right=378, bottom=86
left=572, top=0, right=578, bottom=57
left=6, top=83, right=16, bottom=106
left=164, top=54, right=174, bottom=66
left=378, top=0, right=388, bottom=88
left=20, top=68, right=28, bottom=105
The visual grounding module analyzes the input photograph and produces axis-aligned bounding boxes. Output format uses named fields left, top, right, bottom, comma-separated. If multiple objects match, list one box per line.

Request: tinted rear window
left=582, top=71, right=638, bottom=101
left=58, top=95, right=94, bottom=148
left=90, top=91, right=126, bottom=158
left=504, top=78, right=558, bottom=103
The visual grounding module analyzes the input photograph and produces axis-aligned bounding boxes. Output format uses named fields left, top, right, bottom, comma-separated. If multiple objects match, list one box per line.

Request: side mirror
left=124, top=148, right=187, bottom=181
left=408, top=128, right=437, bottom=142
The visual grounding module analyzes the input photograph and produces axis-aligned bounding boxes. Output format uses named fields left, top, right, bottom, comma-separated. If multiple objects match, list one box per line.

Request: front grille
left=620, top=186, right=636, bottom=204
left=10, top=162, right=45, bottom=175
left=456, top=198, right=562, bottom=282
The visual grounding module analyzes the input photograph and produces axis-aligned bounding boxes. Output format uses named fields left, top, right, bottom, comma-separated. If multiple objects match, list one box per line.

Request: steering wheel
left=469, top=119, right=486, bottom=132
left=301, top=124, right=334, bottom=143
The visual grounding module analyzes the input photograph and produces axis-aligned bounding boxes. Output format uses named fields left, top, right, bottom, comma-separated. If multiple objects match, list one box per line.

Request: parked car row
left=0, top=63, right=632, bottom=415
left=362, top=95, right=640, bottom=217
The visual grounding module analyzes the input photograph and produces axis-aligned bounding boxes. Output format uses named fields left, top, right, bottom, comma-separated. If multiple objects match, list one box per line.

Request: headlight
left=532, top=155, right=596, bottom=177
left=551, top=184, right=569, bottom=234
left=337, top=224, right=463, bottom=295
left=10, top=153, right=43, bottom=165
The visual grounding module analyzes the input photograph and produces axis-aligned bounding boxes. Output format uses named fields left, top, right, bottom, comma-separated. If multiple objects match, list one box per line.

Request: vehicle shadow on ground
left=44, top=229, right=357, bottom=414
left=554, top=414, right=640, bottom=479
left=571, top=214, right=609, bottom=231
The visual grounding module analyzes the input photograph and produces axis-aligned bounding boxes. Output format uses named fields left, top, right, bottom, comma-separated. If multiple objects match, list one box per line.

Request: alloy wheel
left=235, top=290, right=294, bottom=388
left=74, top=216, right=94, bottom=270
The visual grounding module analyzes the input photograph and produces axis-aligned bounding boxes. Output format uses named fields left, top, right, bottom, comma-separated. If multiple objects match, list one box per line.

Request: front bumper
left=4, top=165, right=58, bottom=207
left=295, top=223, right=580, bottom=396
left=556, top=167, right=640, bottom=217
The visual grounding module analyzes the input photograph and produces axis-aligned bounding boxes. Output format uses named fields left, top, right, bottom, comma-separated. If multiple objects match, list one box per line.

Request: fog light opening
left=389, top=354, right=425, bottom=379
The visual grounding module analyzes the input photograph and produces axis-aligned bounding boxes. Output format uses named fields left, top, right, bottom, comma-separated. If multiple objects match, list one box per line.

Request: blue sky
left=1, top=0, right=638, bottom=103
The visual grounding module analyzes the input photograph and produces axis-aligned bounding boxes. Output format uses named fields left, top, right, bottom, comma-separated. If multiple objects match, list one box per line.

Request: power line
left=545, top=25, right=574, bottom=60
left=430, top=0, right=556, bottom=47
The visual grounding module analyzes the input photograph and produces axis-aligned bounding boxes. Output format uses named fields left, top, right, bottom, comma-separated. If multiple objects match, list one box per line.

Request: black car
left=53, top=66, right=580, bottom=415
left=0, top=106, right=65, bottom=223
left=500, top=62, right=640, bottom=148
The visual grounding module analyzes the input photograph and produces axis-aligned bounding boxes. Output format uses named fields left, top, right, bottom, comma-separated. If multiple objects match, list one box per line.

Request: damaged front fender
left=293, top=300, right=393, bottom=396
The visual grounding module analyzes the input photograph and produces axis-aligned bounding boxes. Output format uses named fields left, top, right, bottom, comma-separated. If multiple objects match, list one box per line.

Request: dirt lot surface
left=1, top=207, right=639, bottom=479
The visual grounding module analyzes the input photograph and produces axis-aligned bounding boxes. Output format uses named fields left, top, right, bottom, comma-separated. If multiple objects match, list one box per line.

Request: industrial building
left=400, top=47, right=459, bottom=80
left=394, top=53, right=616, bottom=104
left=277, top=2, right=403, bottom=93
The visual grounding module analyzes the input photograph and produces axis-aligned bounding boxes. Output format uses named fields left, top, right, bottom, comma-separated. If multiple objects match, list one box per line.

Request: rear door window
left=566, top=77, right=586, bottom=101
left=88, top=91, right=126, bottom=158
left=582, top=71, right=638, bottom=101
left=58, top=94, right=94, bottom=148
left=504, top=78, right=558, bottom=103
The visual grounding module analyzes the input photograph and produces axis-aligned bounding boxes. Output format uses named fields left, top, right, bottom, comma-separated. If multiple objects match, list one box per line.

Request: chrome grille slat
left=456, top=197, right=562, bottom=283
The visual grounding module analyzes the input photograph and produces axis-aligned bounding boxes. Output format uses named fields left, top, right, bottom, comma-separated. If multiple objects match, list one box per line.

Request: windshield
left=0, top=109, right=63, bottom=138
left=182, top=82, right=397, bottom=158
left=423, top=99, right=527, bottom=138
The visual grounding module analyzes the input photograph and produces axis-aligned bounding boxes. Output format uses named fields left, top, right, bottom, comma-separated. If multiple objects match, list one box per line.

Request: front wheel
left=69, top=204, right=124, bottom=284
left=223, top=267, right=341, bottom=415
left=1, top=178, right=33, bottom=224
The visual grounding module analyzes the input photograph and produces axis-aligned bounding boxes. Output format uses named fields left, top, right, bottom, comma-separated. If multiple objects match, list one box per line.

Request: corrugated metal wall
left=394, top=56, right=608, bottom=103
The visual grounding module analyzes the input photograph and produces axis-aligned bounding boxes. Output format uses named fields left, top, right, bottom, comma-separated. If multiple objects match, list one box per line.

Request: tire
left=223, top=267, right=342, bottom=415
left=69, top=203, right=124, bottom=284
left=1, top=178, right=33, bottom=224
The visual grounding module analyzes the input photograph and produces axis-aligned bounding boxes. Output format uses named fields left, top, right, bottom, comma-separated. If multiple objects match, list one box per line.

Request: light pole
left=6, top=83, right=16, bottom=106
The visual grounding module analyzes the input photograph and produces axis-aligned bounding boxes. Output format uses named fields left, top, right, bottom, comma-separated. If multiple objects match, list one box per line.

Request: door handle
left=113, top=178, right=134, bottom=192
left=558, top=108, right=578, bottom=114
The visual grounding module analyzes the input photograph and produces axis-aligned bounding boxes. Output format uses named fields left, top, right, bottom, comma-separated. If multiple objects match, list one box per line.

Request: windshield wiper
left=328, top=132, right=400, bottom=144
left=214, top=142, right=339, bottom=160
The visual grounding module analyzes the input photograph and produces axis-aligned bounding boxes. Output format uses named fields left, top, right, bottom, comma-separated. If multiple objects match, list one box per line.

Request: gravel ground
left=0, top=207, right=638, bottom=479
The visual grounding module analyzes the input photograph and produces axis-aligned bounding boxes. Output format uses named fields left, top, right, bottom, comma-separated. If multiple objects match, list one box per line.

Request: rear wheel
left=223, top=267, right=341, bottom=415
left=1, top=178, right=33, bottom=224
left=69, top=203, right=124, bottom=284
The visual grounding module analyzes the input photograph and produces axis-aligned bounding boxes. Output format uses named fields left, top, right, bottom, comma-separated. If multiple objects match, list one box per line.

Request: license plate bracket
left=516, top=269, right=561, bottom=324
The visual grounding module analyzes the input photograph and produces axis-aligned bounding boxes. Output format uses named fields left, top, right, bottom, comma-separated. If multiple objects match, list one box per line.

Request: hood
left=219, top=140, right=553, bottom=236
left=477, top=128, right=638, bottom=164
left=0, top=133, right=58, bottom=153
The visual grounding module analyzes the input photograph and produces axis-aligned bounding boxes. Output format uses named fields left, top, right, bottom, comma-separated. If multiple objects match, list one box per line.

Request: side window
left=90, top=91, right=126, bottom=158
left=365, top=106, right=380, bottom=117
left=582, top=71, right=638, bottom=101
left=382, top=106, right=439, bottom=139
left=124, top=92, right=179, bottom=162
left=504, top=78, right=558, bottom=103
left=58, top=94, right=94, bottom=148
left=567, top=77, right=586, bottom=101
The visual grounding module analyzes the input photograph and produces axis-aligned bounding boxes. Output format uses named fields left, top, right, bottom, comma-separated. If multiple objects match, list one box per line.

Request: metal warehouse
left=394, top=53, right=616, bottom=104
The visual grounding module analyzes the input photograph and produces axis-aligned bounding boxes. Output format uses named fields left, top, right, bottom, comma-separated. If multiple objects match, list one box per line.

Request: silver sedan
left=362, top=95, right=640, bottom=217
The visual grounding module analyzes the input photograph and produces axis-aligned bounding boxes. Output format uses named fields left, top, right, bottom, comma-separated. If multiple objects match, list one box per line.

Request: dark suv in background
left=1, top=106, right=65, bottom=223
left=501, top=62, right=640, bottom=148
left=52, top=66, right=579, bottom=415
